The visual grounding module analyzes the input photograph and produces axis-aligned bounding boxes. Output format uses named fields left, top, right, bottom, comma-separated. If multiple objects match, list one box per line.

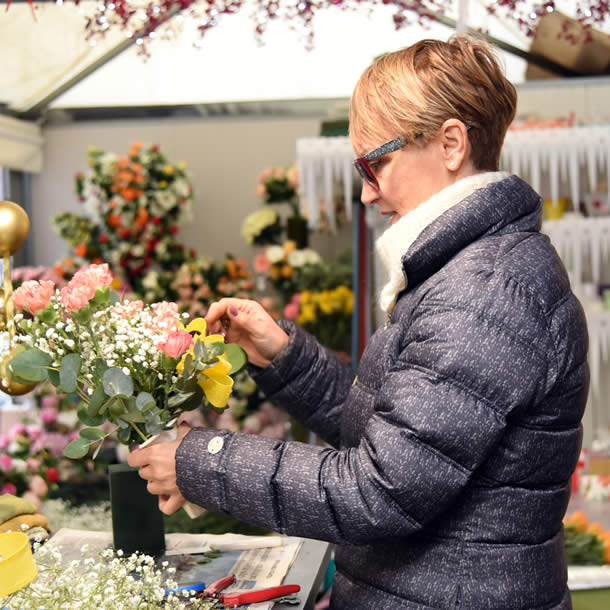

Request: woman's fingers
left=158, top=492, right=185, bottom=515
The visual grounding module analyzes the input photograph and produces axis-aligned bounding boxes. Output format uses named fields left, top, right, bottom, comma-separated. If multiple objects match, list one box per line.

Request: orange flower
left=91, top=257, right=104, bottom=264
left=135, top=208, right=149, bottom=228
left=564, top=510, right=588, bottom=532
left=121, top=188, right=138, bottom=201
left=281, top=264, right=294, bottom=278
left=117, top=156, right=130, bottom=169
left=74, top=244, right=87, bottom=257
left=129, top=141, right=143, bottom=157
left=107, top=214, right=121, bottom=228
left=53, top=264, right=64, bottom=276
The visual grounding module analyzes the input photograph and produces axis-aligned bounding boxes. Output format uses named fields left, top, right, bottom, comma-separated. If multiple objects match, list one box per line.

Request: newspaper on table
left=47, top=529, right=303, bottom=608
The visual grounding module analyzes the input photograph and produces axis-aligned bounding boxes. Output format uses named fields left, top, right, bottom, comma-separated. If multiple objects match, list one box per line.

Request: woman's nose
left=359, top=180, right=378, bottom=205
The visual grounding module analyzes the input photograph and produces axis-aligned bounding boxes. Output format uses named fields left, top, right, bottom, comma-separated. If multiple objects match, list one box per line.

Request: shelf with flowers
left=253, top=240, right=322, bottom=306
left=285, top=250, right=354, bottom=357
left=53, top=141, right=196, bottom=303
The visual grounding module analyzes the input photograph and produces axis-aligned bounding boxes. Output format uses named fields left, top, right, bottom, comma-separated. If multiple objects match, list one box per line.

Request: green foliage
left=564, top=525, right=606, bottom=565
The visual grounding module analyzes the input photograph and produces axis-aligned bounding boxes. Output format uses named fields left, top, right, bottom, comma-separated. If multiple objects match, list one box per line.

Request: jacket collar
left=376, top=173, right=542, bottom=314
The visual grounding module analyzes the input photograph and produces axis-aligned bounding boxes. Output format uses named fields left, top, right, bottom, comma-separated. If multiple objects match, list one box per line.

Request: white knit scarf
left=376, top=171, right=509, bottom=315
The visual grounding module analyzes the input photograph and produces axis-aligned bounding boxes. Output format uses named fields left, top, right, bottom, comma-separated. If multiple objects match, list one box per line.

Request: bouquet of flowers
left=54, top=142, right=195, bottom=300
left=256, top=165, right=299, bottom=206
left=6, top=264, right=246, bottom=460
left=253, top=241, right=321, bottom=305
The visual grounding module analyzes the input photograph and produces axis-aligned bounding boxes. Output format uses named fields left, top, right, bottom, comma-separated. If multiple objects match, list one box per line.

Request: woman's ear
left=439, top=119, right=470, bottom=172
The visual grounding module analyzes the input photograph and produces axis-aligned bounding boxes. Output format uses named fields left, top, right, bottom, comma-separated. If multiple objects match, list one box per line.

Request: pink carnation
left=26, top=424, right=43, bottom=440
left=1, top=482, right=17, bottom=496
left=8, top=423, right=26, bottom=438
left=112, top=299, right=144, bottom=319
left=60, top=264, right=113, bottom=312
left=254, top=253, right=270, bottom=274
left=157, top=330, right=194, bottom=359
left=26, top=458, right=40, bottom=473
left=149, top=301, right=180, bottom=335
left=13, top=279, right=55, bottom=314
left=0, top=434, right=9, bottom=451
left=29, top=474, right=48, bottom=498
left=283, top=302, right=300, bottom=321
left=40, top=407, right=58, bottom=425
left=0, top=454, right=13, bottom=472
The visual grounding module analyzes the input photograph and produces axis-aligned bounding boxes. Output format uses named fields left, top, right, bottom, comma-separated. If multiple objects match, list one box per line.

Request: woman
left=129, top=36, right=588, bottom=609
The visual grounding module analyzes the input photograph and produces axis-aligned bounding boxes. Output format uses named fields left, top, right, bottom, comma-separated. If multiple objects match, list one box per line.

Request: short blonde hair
left=349, top=36, right=517, bottom=171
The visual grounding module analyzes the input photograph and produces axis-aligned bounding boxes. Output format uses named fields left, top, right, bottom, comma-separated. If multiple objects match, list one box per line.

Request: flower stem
left=131, top=422, right=148, bottom=443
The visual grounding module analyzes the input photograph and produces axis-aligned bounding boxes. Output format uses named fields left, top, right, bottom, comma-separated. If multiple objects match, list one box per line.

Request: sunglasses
left=354, top=125, right=472, bottom=189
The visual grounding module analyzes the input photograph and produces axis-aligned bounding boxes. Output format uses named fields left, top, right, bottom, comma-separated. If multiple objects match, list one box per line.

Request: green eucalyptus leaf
left=79, top=427, right=105, bottom=441
left=120, top=412, right=147, bottom=424
left=180, top=386, right=204, bottom=412
left=7, top=348, right=51, bottom=383
left=77, top=404, right=104, bottom=427
left=87, top=386, right=107, bottom=417
left=183, top=353, right=194, bottom=377
left=136, top=392, right=155, bottom=412
left=203, top=342, right=225, bottom=360
left=109, top=291, right=120, bottom=306
left=92, top=443, right=103, bottom=460
left=59, top=353, right=81, bottom=393
left=194, top=339, right=206, bottom=361
left=109, top=399, right=126, bottom=419
left=160, top=353, right=180, bottom=371
left=167, top=391, right=195, bottom=409
left=117, top=426, right=131, bottom=444
left=65, top=438, right=91, bottom=459
left=224, top=343, right=248, bottom=375
left=95, top=359, right=109, bottom=380
left=103, top=368, right=133, bottom=397
left=47, top=368, right=61, bottom=388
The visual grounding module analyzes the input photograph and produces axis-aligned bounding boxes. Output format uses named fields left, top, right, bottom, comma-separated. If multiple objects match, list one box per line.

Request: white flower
left=154, top=190, right=177, bottom=211
left=287, top=249, right=307, bottom=267
left=303, top=248, right=322, bottom=265
left=266, top=245, right=285, bottom=264
left=173, top=178, right=190, bottom=198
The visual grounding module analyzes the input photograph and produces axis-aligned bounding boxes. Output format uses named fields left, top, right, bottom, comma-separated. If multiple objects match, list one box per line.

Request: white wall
left=31, top=115, right=356, bottom=268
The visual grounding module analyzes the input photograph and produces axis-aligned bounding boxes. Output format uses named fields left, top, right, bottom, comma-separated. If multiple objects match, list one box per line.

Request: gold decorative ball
left=0, top=347, right=37, bottom=396
left=0, top=201, right=30, bottom=255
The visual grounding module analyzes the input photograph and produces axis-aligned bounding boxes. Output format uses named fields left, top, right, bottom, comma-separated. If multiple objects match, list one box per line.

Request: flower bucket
left=0, top=531, right=37, bottom=596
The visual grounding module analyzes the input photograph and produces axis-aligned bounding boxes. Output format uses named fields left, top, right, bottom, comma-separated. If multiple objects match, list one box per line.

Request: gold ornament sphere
left=0, top=200, right=30, bottom=255
left=0, top=347, right=37, bottom=396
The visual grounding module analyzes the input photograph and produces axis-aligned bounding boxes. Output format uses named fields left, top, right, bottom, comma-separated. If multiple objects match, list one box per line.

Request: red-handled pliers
left=204, top=574, right=300, bottom=607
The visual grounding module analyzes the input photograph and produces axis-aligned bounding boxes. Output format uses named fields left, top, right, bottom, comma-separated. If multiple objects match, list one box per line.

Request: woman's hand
left=206, top=298, right=289, bottom=368
left=127, top=423, right=191, bottom=515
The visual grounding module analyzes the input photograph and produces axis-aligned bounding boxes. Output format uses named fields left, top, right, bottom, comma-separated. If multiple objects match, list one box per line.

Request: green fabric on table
left=0, top=494, right=37, bottom=524
left=572, top=588, right=610, bottom=610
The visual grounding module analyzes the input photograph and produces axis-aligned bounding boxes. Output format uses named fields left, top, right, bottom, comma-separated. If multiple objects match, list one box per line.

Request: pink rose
left=157, top=330, right=194, bottom=359
left=26, top=457, right=40, bottom=473
left=29, top=474, right=48, bottom=498
left=254, top=253, right=270, bottom=274
left=41, top=395, right=58, bottom=409
left=291, top=293, right=301, bottom=305
left=0, top=454, right=13, bottom=472
left=1, top=482, right=17, bottom=496
left=8, top=423, right=26, bottom=438
left=13, top=279, right=55, bottom=314
left=283, top=302, right=300, bottom=321
left=40, top=406, right=59, bottom=424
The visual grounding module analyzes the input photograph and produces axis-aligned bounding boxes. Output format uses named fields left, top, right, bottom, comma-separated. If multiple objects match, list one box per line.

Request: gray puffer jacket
left=177, top=175, right=588, bottom=609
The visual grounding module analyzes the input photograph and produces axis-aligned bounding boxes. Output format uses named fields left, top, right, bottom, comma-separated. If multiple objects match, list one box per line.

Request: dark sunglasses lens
left=355, top=160, right=376, bottom=186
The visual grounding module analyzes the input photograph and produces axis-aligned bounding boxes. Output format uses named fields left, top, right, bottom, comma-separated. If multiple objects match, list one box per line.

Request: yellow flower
left=159, top=180, right=168, bottom=189
left=178, top=318, right=234, bottom=408
left=298, top=303, right=317, bottom=324
left=300, top=290, right=313, bottom=305
left=163, top=164, right=174, bottom=176
left=178, top=161, right=187, bottom=170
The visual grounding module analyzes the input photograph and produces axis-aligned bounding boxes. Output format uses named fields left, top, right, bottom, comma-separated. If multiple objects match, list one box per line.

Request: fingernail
left=229, top=306, right=239, bottom=316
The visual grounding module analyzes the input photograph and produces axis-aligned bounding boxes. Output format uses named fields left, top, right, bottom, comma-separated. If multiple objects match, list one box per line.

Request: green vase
left=286, top=216, right=309, bottom=249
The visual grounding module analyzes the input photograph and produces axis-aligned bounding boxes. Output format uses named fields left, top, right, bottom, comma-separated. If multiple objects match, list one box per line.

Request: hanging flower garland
left=9, top=1, right=610, bottom=52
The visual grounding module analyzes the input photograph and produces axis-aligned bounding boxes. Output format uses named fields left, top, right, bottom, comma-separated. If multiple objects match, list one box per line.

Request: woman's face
left=354, top=132, right=453, bottom=226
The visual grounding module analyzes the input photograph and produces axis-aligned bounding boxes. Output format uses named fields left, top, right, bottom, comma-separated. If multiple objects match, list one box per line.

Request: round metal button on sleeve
left=207, top=436, right=224, bottom=454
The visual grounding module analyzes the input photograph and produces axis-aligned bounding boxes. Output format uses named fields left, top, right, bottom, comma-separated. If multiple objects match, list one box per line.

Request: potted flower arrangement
left=6, top=264, right=246, bottom=461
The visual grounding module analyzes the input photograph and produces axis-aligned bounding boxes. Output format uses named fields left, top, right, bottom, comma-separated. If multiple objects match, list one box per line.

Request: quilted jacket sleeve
left=248, top=320, right=356, bottom=448
left=175, top=278, right=556, bottom=545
